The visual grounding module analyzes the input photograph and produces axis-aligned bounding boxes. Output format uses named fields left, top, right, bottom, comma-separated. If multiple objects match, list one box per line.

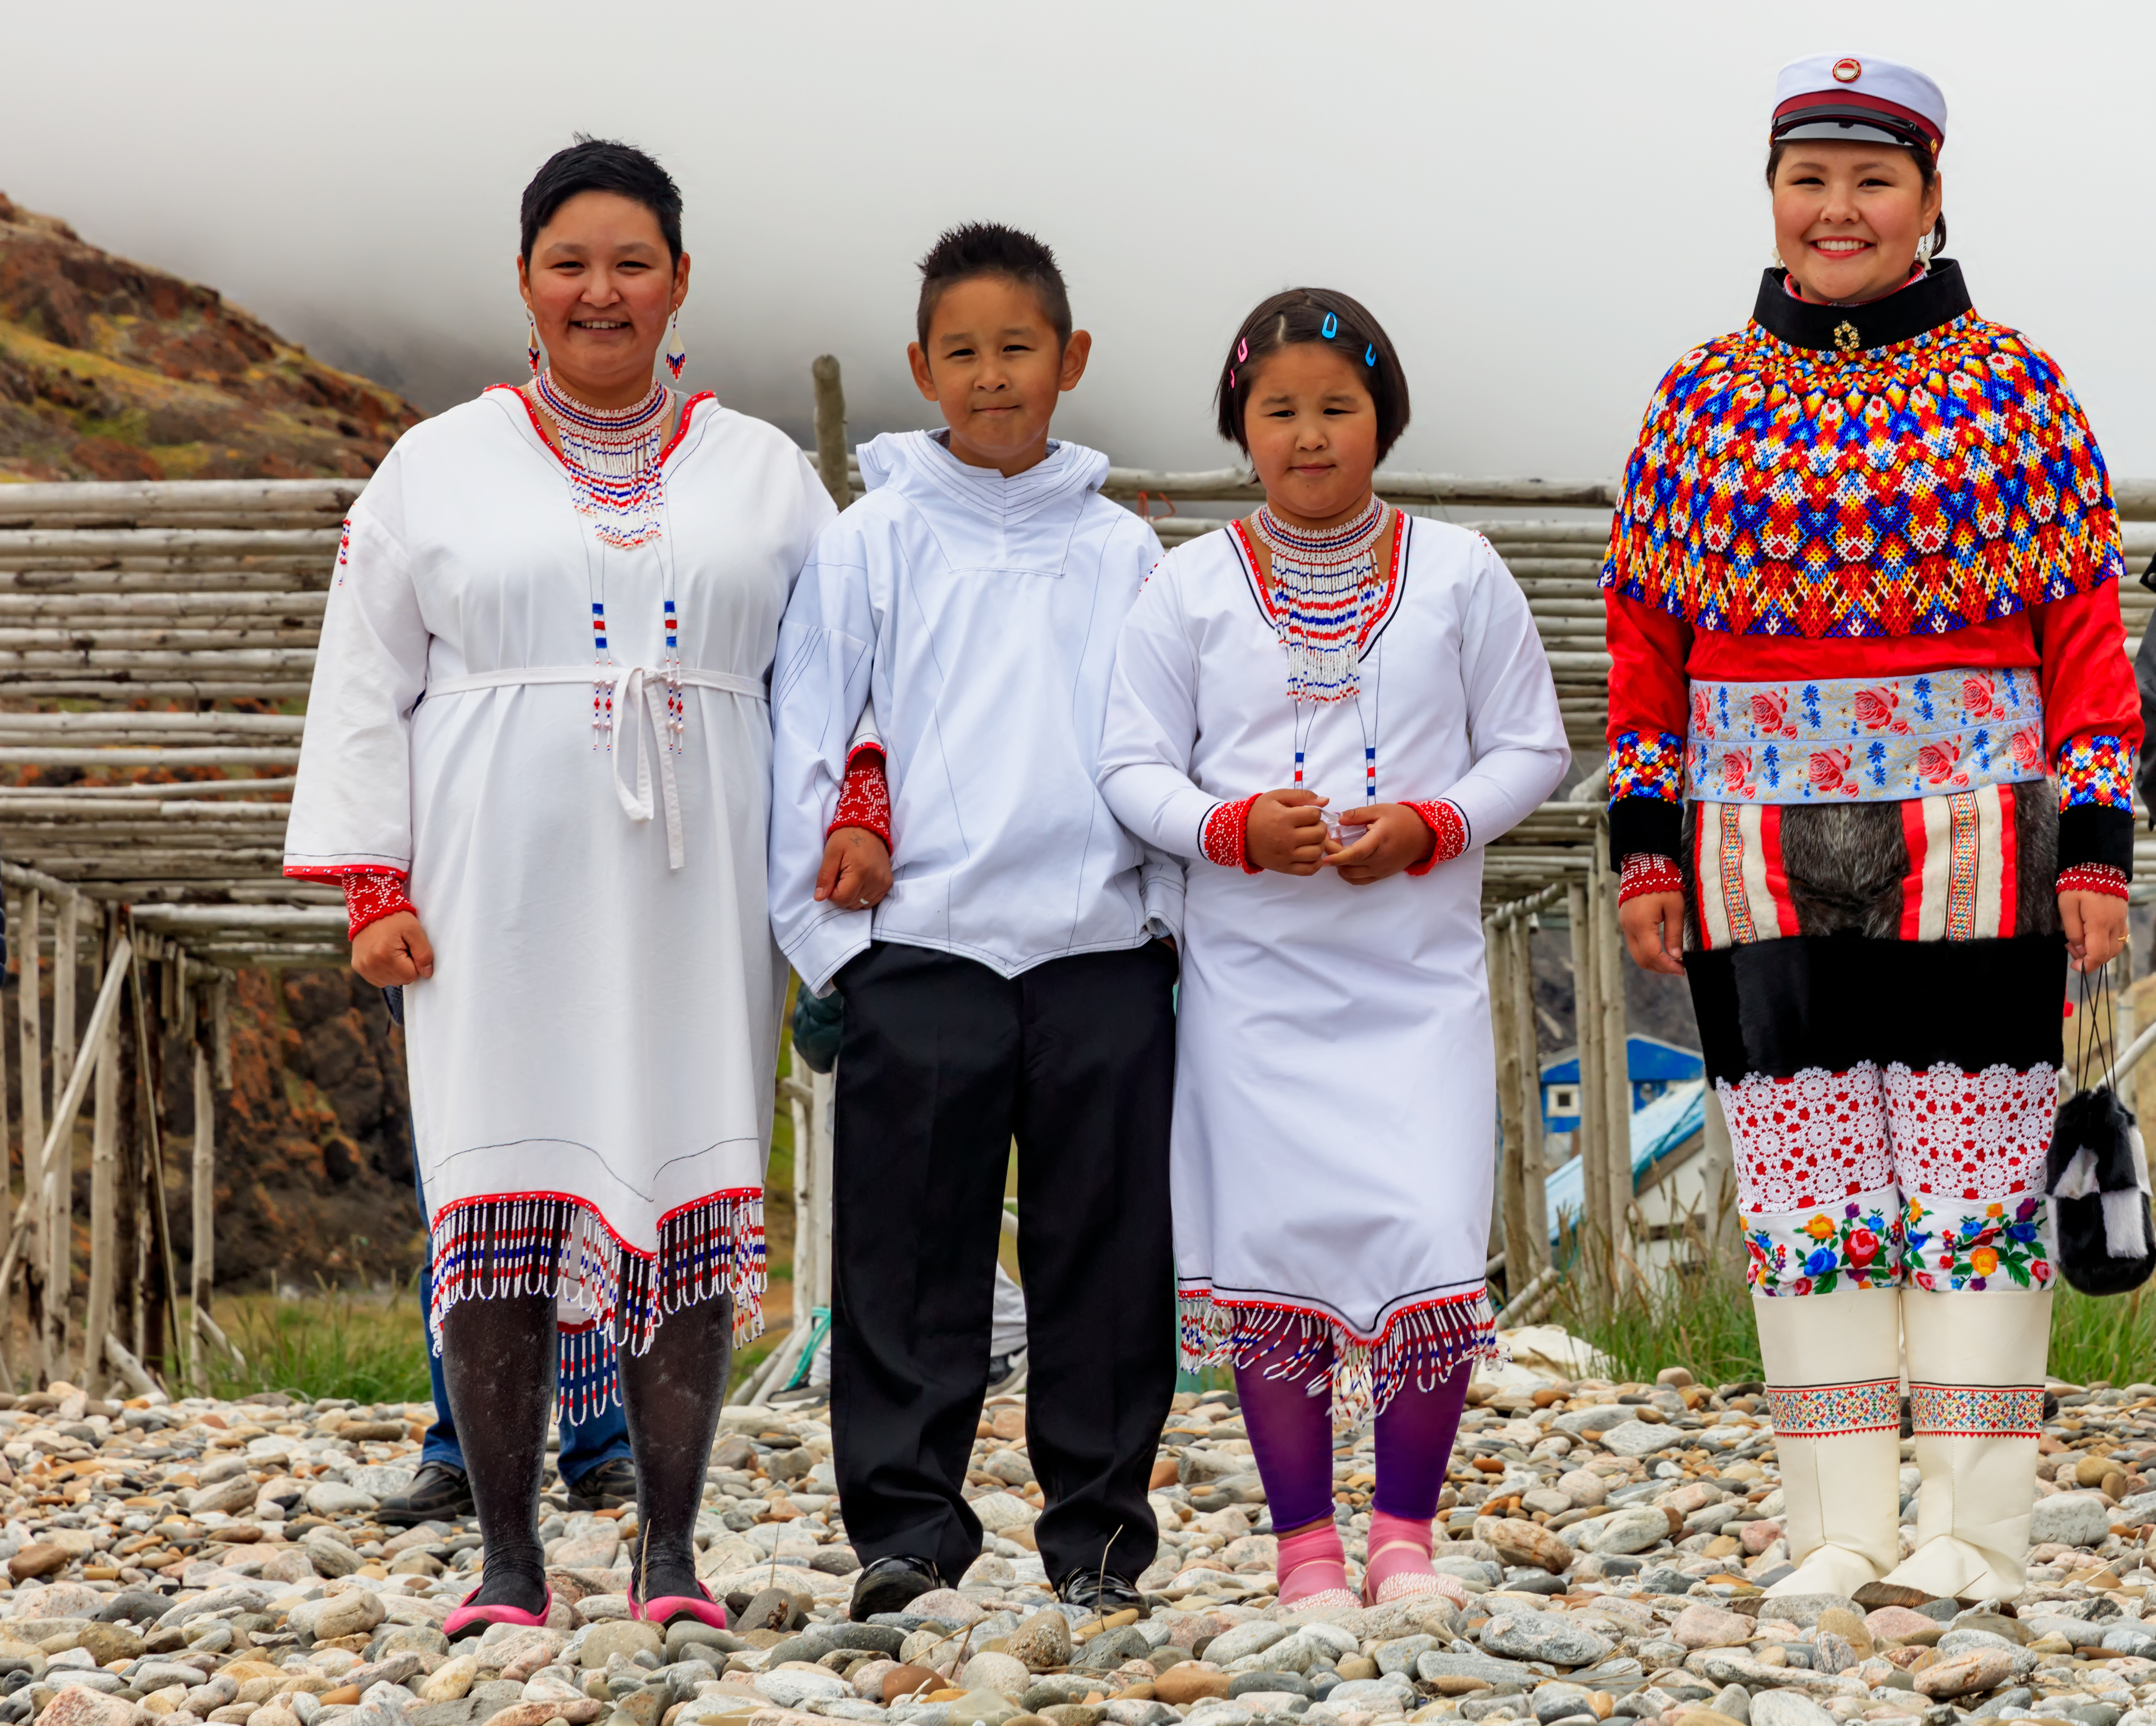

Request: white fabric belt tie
left=426, top=664, right=766, bottom=872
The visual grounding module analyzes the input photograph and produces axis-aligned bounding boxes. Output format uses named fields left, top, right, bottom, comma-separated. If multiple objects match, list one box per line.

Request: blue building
left=1541, top=1034, right=1704, bottom=1131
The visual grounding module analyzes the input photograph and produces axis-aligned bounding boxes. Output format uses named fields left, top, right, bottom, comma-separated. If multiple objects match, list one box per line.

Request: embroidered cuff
left=2058, top=733, right=2134, bottom=813
left=1202, top=795, right=1262, bottom=873
left=2058, top=862, right=2130, bottom=901
left=1620, top=853, right=1685, bottom=903
left=829, top=748, right=892, bottom=849
left=1610, top=729, right=1684, bottom=804
left=343, top=870, right=416, bottom=941
left=1401, top=800, right=1467, bottom=876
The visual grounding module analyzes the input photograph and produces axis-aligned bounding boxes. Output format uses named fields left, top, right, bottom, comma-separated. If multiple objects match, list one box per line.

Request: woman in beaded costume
left=1605, top=56, right=2140, bottom=1601
left=285, top=142, right=858, bottom=1634
left=1099, top=289, right=1569, bottom=1608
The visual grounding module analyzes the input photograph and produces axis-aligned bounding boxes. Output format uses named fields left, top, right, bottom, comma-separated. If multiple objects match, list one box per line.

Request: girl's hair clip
left=1236, top=337, right=1249, bottom=362
left=1365, top=344, right=1377, bottom=366
left=1321, top=312, right=1339, bottom=339
left=1228, top=368, right=1236, bottom=388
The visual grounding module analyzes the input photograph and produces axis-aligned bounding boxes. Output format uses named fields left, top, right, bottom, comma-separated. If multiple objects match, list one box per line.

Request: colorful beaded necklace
left=1249, top=495, right=1388, bottom=704
left=534, top=370, right=671, bottom=551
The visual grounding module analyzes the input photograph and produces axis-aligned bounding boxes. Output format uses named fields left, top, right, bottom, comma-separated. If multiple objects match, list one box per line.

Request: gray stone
left=156, top=1586, right=269, bottom=1629
left=754, top=1670, right=847, bottom=1709
left=2103, top=1625, right=2156, bottom=1659
left=2114, top=1491, right=2156, bottom=1525
left=1937, top=1630, right=2021, bottom=1658
left=1417, top=1652, right=1539, bottom=1687
left=305, top=1481, right=381, bottom=1517
left=1745, top=1594, right=1861, bottom=1630
left=1371, top=1636, right=1439, bottom=1678
left=1748, top=1694, right=1835, bottom=1726
left=186, top=1474, right=262, bottom=1517
left=957, top=1654, right=1031, bottom=1700
left=1228, top=1673, right=1311, bottom=1700
left=1551, top=1407, right=1624, bottom=1438
left=1588, top=1508, right=1673, bottom=1557
left=1072, top=1626, right=1150, bottom=1672
left=1685, top=1654, right=1841, bottom=1695
left=1480, top=1612, right=1613, bottom=1669
left=1713, top=1684, right=1750, bottom=1724
left=662, top=1622, right=744, bottom=1663
left=1202, top=1621, right=1286, bottom=1668
left=1599, top=1421, right=1687, bottom=1459
left=943, top=1692, right=1022, bottom=1726
left=579, top=1623, right=663, bottom=1668
left=290, top=1591, right=388, bottom=1643
left=2029, top=1492, right=2111, bottom=1548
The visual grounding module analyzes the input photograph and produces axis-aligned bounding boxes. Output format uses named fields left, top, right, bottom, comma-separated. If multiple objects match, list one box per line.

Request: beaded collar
left=532, top=371, right=672, bottom=550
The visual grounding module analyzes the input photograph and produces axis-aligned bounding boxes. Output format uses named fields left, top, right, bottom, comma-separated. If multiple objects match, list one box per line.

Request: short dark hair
left=520, top=137, right=683, bottom=266
left=1766, top=139, right=1946, bottom=257
left=915, top=222, right=1072, bottom=349
left=1214, top=288, right=1411, bottom=461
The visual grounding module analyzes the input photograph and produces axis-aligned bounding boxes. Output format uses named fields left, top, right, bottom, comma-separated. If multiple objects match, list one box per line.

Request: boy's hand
left=353, top=912, right=434, bottom=987
left=815, top=827, right=892, bottom=912
left=1326, top=804, right=1437, bottom=885
left=1247, top=789, right=1332, bottom=875
left=2061, top=889, right=2128, bottom=973
left=1620, top=892, right=1687, bottom=976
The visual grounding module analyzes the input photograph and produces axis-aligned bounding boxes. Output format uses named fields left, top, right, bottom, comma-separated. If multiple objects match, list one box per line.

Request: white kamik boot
left=1755, top=1290, right=1905, bottom=1596
left=1882, top=1287, right=2051, bottom=1602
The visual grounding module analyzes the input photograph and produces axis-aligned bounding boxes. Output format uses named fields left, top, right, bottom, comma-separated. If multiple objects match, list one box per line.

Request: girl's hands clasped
left=1246, top=791, right=1437, bottom=883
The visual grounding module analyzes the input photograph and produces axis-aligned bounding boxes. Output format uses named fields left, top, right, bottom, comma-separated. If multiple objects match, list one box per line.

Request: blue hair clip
left=1321, top=312, right=1338, bottom=339
left=1365, top=343, right=1376, bottom=366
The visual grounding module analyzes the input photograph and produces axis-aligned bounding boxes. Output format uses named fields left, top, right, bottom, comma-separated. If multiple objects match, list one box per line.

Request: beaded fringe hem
left=427, top=1191, right=766, bottom=1420
left=1177, top=1285, right=1504, bottom=1432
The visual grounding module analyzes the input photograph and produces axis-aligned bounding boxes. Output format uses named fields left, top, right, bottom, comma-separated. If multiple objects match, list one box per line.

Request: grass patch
left=193, top=1280, right=431, bottom=1405
left=2048, top=1283, right=2156, bottom=1387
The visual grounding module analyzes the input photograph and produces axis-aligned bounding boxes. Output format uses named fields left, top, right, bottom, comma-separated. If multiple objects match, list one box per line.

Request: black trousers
left=829, top=939, right=1177, bottom=1586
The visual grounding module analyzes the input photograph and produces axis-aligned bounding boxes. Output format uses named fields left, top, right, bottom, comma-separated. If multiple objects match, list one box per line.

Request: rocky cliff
left=0, top=191, right=422, bottom=481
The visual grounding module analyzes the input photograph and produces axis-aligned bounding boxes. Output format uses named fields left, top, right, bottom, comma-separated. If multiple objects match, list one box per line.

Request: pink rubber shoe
left=445, top=1582, right=554, bottom=1641
left=631, top=1577, right=729, bottom=1632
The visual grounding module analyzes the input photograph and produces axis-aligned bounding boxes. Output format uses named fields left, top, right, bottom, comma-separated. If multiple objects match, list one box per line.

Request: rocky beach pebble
left=0, top=1367, right=2151, bottom=1726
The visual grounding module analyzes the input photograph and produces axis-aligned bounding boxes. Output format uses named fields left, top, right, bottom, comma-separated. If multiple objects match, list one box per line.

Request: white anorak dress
left=284, top=386, right=834, bottom=1391
left=1096, top=517, right=1569, bottom=1424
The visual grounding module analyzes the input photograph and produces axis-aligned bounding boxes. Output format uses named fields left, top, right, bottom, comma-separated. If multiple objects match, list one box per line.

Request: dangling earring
left=663, top=310, right=687, bottom=382
left=526, top=308, right=541, bottom=378
left=1771, top=246, right=1786, bottom=269
left=1915, top=231, right=1935, bottom=269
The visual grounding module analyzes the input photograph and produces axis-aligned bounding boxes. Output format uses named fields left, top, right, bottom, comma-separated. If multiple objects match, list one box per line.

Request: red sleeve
left=1604, top=591, right=1692, bottom=861
left=829, top=744, right=892, bottom=851
left=2032, top=583, right=2140, bottom=790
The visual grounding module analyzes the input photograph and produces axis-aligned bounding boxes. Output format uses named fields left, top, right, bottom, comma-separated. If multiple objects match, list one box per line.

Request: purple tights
left=1232, top=1326, right=1472, bottom=1531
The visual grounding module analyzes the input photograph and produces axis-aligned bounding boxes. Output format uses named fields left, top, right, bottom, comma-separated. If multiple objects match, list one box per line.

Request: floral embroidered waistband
left=1687, top=668, right=2046, bottom=804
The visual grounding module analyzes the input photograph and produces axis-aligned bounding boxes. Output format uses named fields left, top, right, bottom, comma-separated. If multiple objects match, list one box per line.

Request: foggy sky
left=5, top=0, right=2152, bottom=481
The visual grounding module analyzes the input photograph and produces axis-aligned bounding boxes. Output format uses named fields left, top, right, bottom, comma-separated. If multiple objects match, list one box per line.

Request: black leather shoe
left=1055, top=1564, right=1148, bottom=1618
left=378, top=1460, right=475, bottom=1526
left=564, top=1456, right=638, bottom=1511
left=849, top=1554, right=944, bottom=1622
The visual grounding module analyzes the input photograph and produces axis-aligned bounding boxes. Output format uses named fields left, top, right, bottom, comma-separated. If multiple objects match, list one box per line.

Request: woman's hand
left=2060, top=889, right=2128, bottom=973
left=1247, top=789, right=1332, bottom=875
left=1327, top=803, right=1437, bottom=885
left=1620, top=892, right=1687, bottom=976
left=353, top=912, right=435, bottom=987
left=815, top=827, right=893, bottom=912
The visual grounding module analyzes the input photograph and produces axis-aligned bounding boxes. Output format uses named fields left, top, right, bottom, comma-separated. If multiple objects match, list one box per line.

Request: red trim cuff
left=1620, top=853, right=1686, bottom=904
left=1202, top=795, right=1262, bottom=873
left=829, top=750, right=892, bottom=850
left=343, top=870, right=416, bottom=940
left=2058, top=862, right=2130, bottom=901
left=1401, top=800, right=1467, bottom=876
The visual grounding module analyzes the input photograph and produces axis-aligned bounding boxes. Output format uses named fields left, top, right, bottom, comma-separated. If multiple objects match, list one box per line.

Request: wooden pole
left=116, top=931, right=142, bottom=1367
left=189, top=1017, right=214, bottom=1381
left=1487, top=918, right=1531, bottom=1293
left=51, top=894, right=76, bottom=1119
left=1507, top=914, right=1549, bottom=1270
left=1567, top=881, right=1610, bottom=1278
left=809, top=1067, right=834, bottom=1312
left=1592, top=824, right=1634, bottom=1260
left=789, top=1053, right=813, bottom=1343
left=48, top=895, right=75, bottom=1371
left=14, top=892, right=41, bottom=1379
left=83, top=918, right=120, bottom=1393
left=811, top=357, right=851, bottom=513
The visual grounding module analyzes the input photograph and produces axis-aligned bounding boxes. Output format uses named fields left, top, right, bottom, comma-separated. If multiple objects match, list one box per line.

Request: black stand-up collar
left=1752, top=258, right=1973, bottom=353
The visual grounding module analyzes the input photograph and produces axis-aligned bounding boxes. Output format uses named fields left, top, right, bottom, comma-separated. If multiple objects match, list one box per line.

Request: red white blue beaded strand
left=534, top=369, right=671, bottom=551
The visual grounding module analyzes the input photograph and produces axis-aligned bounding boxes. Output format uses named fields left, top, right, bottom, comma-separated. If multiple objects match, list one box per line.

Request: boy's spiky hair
left=915, top=222, right=1072, bottom=348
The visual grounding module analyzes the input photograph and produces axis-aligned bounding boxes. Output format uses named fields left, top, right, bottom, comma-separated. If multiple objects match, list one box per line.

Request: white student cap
left=1772, top=54, right=1947, bottom=155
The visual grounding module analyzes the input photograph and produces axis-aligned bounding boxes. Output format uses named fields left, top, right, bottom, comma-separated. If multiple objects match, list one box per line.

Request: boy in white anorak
left=768, top=222, right=1179, bottom=1620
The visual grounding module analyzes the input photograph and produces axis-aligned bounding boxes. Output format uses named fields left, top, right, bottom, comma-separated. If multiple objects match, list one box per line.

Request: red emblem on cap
left=1832, top=57, right=1862, bottom=83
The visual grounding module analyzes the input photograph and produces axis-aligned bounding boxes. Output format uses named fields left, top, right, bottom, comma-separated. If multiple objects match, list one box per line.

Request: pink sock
left=1274, top=1518, right=1351, bottom=1605
left=1365, top=1508, right=1461, bottom=1605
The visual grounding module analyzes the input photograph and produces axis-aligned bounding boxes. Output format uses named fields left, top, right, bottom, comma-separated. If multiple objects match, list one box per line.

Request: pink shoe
left=1360, top=1539, right=1469, bottom=1609
left=445, top=1582, right=553, bottom=1641
left=631, top=1577, right=729, bottom=1631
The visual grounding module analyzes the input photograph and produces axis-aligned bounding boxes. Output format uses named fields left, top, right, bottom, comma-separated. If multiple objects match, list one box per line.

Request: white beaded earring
left=1916, top=231, right=1936, bottom=269
left=663, top=311, right=687, bottom=382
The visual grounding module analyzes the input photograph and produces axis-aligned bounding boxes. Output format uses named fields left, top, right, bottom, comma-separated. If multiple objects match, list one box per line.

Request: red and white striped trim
left=1900, top=784, right=2017, bottom=940
left=1693, top=803, right=1799, bottom=949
